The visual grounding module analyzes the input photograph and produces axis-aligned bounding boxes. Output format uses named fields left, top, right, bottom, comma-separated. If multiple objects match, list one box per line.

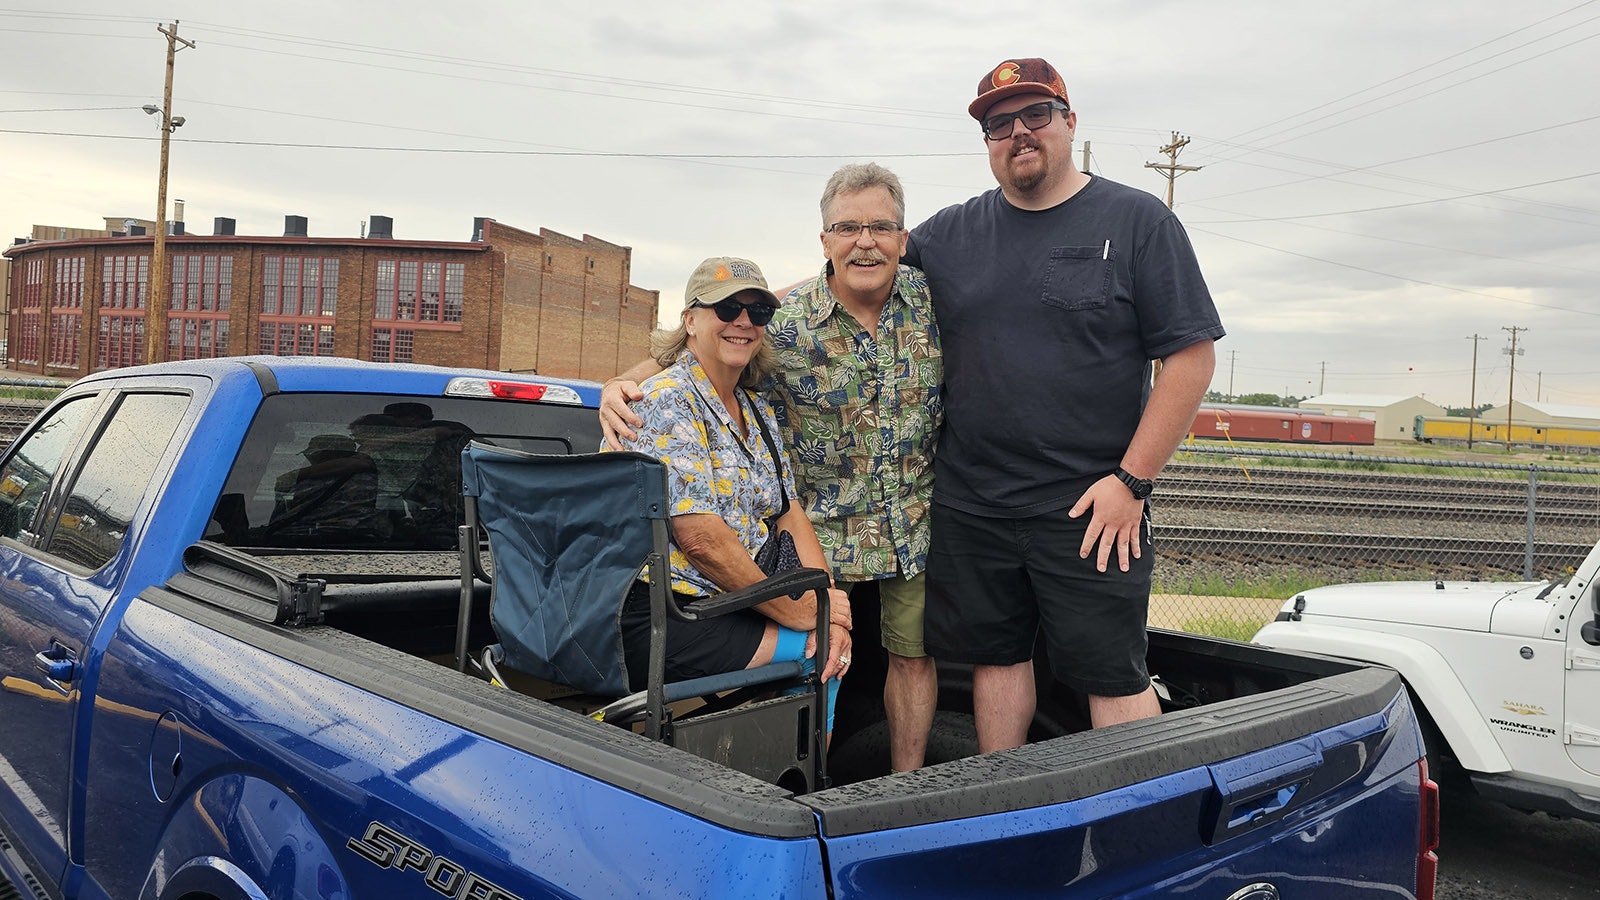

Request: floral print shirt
left=612, top=350, right=798, bottom=598
left=768, top=264, right=942, bottom=580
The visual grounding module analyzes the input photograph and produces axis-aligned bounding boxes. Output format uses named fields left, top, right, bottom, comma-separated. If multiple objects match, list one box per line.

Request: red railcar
left=1188, top=407, right=1375, bottom=445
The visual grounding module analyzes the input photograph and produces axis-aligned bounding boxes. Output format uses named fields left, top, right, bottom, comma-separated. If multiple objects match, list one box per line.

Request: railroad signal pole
left=1466, top=334, right=1486, bottom=450
left=144, top=21, right=195, bottom=366
left=1502, top=326, right=1527, bottom=451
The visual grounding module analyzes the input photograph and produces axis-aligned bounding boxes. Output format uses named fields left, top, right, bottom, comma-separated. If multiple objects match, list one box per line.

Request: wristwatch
left=1113, top=466, right=1153, bottom=500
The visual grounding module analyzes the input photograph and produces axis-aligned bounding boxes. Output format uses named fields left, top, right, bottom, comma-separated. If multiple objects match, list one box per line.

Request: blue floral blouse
left=610, top=350, right=798, bottom=597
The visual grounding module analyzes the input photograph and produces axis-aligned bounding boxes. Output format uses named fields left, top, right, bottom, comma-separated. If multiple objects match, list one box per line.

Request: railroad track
left=1155, top=526, right=1594, bottom=573
left=1159, top=463, right=1600, bottom=520
left=1156, top=492, right=1600, bottom=526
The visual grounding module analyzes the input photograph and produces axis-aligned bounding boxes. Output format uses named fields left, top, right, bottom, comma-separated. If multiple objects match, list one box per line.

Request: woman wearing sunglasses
left=608, top=256, right=853, bottom=733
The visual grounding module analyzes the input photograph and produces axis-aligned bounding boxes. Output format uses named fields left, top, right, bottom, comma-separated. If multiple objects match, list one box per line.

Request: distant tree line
left=1204, top=390, right=1301, bottom=408
left=1444, top=404, right=1494, bottom=417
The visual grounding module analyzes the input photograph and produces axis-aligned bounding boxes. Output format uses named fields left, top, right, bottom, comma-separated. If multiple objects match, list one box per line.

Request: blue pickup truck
left=0, top=356, right=1438, bottom=900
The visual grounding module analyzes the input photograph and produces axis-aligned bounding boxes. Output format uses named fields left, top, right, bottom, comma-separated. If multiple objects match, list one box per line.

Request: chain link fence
left=1150, top=442, right=1600, bottom=638
left=0, top=375, right=67, bottom=447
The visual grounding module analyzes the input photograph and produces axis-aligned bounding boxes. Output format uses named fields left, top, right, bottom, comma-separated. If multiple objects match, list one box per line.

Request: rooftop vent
left=367, top=215, right=393, bottom=240
left=214, top=217, right=236, bottom=236
left=472, top=217, right=491, bottom=242
left=284, top=215, right=308, bottom=238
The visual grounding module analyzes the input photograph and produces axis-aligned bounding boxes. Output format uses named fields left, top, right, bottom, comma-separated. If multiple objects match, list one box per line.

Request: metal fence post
left=1525, top=465, right=1538, bottom=580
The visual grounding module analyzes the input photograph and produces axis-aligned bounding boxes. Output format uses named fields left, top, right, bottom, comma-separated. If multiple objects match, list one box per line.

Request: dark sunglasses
left=690, top=296, right=777, bottom=326
left=981, top=100, right=1069, bottom=141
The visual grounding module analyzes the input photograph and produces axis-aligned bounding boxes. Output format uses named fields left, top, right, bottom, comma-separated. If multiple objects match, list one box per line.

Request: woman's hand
left=827, top=587, right=852, bottom=632
left=809, top=622, right=853, bottom=681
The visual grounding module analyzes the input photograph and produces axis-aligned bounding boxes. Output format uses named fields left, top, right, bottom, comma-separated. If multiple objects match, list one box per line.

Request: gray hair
left=650, top=310, right=776, bottom=390
left=820, top=162, right=906, bottom=224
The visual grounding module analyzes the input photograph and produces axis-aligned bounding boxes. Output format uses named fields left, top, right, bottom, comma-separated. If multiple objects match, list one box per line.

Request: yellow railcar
left=1413, top=415, right=1600, bottom=452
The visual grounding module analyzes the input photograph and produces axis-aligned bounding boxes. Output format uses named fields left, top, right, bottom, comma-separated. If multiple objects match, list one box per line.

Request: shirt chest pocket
left=1041, top=246, right=1114, bottom=311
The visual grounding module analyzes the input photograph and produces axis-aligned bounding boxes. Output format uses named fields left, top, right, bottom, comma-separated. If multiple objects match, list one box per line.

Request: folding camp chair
left=456, top=442, right=832, bottom=792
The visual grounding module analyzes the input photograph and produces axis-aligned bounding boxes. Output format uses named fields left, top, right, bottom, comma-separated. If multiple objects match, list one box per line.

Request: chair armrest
left=673, top=567, right=831, bottom=622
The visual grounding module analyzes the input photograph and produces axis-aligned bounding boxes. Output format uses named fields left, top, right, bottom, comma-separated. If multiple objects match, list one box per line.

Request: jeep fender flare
left=1254, top=621, right=1511, bottom=774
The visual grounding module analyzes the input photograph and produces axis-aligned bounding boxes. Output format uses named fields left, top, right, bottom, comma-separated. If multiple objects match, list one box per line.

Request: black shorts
left=620, top=580, right=767, bottom=692
left=924, top=502, right=1153, bottom=697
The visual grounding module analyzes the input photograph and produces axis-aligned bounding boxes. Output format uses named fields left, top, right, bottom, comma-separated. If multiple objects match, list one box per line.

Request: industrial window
left=374, top=260, right=463, bottom=326
left=101, top=255, right=148, bottom=310
left=260, top=257, right=338, bottom=357
left=97, top=255, right=148, bottom=369
left=15, top=259, right=45, bottom=365
left=47, top=258, right=85, bottom=368
left=166, top=254, right=233, bottom=360
left=262, top=256, right=336, bottom=317
left=48, top=313, right=80, bottom=369
left=96, top=316, right=144, bottom=369
left=369, top=327, right=414, bottom=364
left=168, top=318, right=231, bottom=361
left=258, top=322, right=334, bottom=357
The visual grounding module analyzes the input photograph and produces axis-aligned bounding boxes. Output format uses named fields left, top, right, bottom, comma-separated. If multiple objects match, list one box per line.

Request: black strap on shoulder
left=745, top=389, right=790, bottom=521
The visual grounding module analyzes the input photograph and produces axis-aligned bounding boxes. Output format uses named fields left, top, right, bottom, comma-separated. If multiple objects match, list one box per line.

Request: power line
left=1188, top=226, right=1600, bottom=318
left=1188, top=169, right=1600, bottom=226
left=0, top=126, right=979, bottom=158
left=1218, top=0, right=1600, bottom=145
left=1209, top=4, right=1600, bottom=162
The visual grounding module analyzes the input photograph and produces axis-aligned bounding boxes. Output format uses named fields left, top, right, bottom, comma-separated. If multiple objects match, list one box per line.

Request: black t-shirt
left=906, top=175, right=1225, bottom=516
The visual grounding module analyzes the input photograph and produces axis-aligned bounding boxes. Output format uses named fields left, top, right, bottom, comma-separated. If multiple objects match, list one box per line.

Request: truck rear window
left=206, top=392, right=601, bottom=552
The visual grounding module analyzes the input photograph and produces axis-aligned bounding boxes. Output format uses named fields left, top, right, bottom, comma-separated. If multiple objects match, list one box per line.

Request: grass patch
left=1153, top=570, right=1326, bottom=599
left=1153, top=564, right=1525, bottom=599
left=1178, top=611, right=1273, bottom=641
left=0, top=387, right=64, bottom=401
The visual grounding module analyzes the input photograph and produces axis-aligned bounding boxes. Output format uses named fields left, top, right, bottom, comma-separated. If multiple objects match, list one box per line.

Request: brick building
left=1, top=215, right=658, bottom=382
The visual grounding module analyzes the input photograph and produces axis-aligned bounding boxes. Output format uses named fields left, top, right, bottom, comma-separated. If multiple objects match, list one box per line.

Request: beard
left=994, top=136, right=1051, bottom=195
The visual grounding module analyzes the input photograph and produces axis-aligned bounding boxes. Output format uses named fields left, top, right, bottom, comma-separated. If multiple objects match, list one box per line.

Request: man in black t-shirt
left=904, top=58, right=1225, bottom=750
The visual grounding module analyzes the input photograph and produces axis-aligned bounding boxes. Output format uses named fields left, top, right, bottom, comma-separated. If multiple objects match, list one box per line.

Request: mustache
left=847, top=248, right=890, bottom=265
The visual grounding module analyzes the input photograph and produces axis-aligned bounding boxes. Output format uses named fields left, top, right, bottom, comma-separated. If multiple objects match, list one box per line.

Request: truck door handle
left=35, top=643, right=78, bottom=684
left=1205, top=745, right=1323, bottom=845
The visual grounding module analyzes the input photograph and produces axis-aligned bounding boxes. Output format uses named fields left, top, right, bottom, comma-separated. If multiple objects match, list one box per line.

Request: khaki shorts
left=846, top=571, right=928, bottom=659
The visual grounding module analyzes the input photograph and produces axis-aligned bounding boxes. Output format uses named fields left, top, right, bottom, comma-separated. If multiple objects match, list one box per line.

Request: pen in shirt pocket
left=1102, top=240, right=1110, bottom=260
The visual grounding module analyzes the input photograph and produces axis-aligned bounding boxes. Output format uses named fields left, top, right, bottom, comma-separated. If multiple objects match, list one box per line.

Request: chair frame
left=455, top=444, right=833, bottom=789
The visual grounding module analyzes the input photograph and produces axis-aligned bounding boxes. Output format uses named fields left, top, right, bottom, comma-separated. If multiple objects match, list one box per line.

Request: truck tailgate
left=805, top=668, right=1427, bottom=897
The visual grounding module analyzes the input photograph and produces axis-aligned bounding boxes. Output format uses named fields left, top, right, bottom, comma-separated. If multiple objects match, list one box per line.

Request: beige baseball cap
left=683, top=256, right=778, bottom=308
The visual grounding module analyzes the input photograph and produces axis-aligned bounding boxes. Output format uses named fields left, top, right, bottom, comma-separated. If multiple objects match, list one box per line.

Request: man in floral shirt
left=602, top=164, right=942, bottom=772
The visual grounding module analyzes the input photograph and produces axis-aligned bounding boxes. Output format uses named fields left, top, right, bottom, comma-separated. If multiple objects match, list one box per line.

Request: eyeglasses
left=823, top=220, right=904, bottom=238
left=980, top=100, right=1069, bottom=141
left=690, top=297, right=778, bottom=326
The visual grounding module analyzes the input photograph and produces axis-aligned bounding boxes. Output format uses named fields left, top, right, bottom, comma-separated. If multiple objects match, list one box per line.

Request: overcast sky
left=4, top=1, right=1599, bottom=407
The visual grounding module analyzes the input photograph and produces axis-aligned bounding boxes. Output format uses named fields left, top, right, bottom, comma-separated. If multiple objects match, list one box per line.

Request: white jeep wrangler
left=1254, top=539, right=1600, bottom=821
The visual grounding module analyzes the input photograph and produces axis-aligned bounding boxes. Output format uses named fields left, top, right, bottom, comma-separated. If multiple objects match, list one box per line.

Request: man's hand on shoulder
left=600, top=379, right=645, bottom=450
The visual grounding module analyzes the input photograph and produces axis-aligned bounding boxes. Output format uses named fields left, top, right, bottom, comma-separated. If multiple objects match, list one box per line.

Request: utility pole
left=1466, top=333, right=1486, bottom=449
left=1227, top=349, right=1237, bottom=402
left=1144, top=132, right=1201, bottom=209
left=144, top=21, right=195, bottom=366
left=1502, top=326, right=1527, bottom=451
left=1080, top=139, right=1090, bottom=173
left=1318, top=361, right=1326, bottom=395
